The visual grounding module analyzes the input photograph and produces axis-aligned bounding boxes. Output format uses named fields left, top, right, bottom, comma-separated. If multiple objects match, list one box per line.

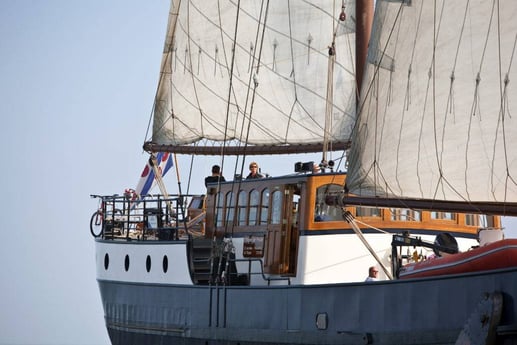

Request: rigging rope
left=342, top=210, right=393, bottom=280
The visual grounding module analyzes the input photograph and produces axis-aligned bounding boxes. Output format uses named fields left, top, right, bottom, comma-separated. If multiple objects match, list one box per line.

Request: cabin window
left=315, top=184, right=342, bottom=221
left=190, top=197, right=203, bottom=209
left=260, top=189, right=269, bottom=225
left=249, top=190, right=259, bottom=225
left=225, top=191, right=236, bottom=226
left=356, top=207, right=381, bottom=218
left=390, top=208, right=421, bottom=221
left=271, top=190, right=282, bottom=224
left=237, top=190, right=247, bottom=225
left=431, top=212, right=455, bottom=221
left=465, top=214, right=479, bottom=226
left=216, top=192, right=224, bottom=226
left=292, top=193, right=300, bottom=224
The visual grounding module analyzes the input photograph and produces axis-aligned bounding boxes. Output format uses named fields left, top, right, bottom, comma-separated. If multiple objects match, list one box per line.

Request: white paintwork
left=292, top=233, right=478, bottom=284
left=95, top=233, right=478, bottom=286
left=95, top=241, right=193, bottom=284
left=294, top=233, right=392, bottom=284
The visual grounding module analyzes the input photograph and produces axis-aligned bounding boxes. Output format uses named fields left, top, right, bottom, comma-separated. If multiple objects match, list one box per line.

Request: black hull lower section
left=106, top=328, right=281, bottom=345
left=105, top=327, right=464, bottom=345
left=106, top=327, right=377, bottom=345
left=99, top=268, right=517, bottom=345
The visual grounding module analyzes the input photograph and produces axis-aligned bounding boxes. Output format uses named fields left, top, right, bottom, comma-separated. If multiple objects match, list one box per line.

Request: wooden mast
left=356, top=0, right=373, bottom=101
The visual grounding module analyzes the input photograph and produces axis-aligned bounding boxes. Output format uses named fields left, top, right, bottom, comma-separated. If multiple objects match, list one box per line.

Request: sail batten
left=346, top=0, right=517, bottom=206
left=149, top=0, right=357, bottom=152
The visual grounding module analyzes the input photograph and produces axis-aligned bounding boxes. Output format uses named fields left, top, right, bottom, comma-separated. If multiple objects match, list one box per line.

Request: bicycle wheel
left=90, top=210, right=103, bottom=238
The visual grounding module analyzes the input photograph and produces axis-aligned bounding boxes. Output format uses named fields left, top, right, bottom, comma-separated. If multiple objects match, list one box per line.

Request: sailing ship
left=91, top=0, right=517, bottom=344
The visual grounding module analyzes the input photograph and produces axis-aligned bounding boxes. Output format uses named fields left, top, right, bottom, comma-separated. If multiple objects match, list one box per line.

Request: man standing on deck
left=205, top=165, right=226, bottom=187
left=365, top=266, right=379, bottom=282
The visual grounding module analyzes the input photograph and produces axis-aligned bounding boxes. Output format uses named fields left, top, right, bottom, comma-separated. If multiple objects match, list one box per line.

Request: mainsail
left=346, top=0, right=517, bottom=210
left=145, top=0, right=357, bottom=155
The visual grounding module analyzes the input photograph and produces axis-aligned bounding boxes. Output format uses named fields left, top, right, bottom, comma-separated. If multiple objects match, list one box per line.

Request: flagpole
left=170, top=153, right=192, bottom=234
left=149, top=153, right=175, bottom=220
left=173, top=153, right=182, bottom=195
left=149, top=152, right=190, bottom=236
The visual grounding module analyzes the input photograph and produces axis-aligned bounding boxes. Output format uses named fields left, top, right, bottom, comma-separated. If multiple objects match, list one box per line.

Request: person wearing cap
left=246, top=162, right=265, bottom=179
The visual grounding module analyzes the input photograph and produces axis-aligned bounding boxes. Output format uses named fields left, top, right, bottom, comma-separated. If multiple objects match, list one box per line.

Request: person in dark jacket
left=246, top=162, right=265, bottom=179
left=205, top=165, right=226, bottom=187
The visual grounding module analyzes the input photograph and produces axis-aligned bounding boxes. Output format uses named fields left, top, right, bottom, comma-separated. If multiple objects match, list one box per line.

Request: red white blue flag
left=134, top=152, right=174, bottom=198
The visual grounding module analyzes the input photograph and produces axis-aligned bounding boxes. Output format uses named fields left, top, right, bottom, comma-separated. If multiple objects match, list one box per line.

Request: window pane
left=431, top=212, right=455, bottom=220
left=315, top=184, right=342, bottom=221
left=226, top=192, right=235, bottom=225
left=249, top=190, right=259, bottom=225
left=356, top=207, right=381, bottom=217
left=465, top=214, right=479, bottom=226
left=271, top=190, right=282, bottom=224
left=216, top=192, right=224, bottom=226
left=260, top=189, right=269, bottom=225
left=238, top=190, right=247, bottom=225
left=390, top=208, right=421, bottom=221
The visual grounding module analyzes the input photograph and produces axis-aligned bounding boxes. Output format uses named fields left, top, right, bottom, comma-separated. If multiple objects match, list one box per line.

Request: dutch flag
left=134, top=152, right=173, bottom=198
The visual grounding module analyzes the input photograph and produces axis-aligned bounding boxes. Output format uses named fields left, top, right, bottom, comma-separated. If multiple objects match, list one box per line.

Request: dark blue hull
left=98, top=268, right=517, bottom=345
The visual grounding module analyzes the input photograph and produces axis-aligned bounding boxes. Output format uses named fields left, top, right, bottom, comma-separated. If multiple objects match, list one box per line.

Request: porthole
left=124, top=254, right=130, bottom=271
left=146, top=255, right=151, bottom=272
left=163, top=255, right=168, bottom=273
left=104, top=253, right=109, bottom=270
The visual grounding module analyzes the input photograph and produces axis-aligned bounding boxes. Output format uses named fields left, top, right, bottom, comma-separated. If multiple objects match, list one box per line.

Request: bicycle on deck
left=89, top=194, right=122, bottom=238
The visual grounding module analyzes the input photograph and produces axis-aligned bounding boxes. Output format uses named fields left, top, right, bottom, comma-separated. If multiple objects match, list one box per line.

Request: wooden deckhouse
left=202, top=171, right=497, bottom=276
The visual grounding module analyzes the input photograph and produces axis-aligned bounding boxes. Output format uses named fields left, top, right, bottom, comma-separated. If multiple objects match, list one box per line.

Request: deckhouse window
left=237, top=190, right=247, bottom=226
left=271, top=190, right=282, bottom=224
left=465, top=214, right=479, bottom=226
left=260, top=189, right=269, bottom=225
left=315, top=184, right=342, bottom=221
left=431, top=212, right=455, bottom=221
left=225, top=191, right=236, bottom=226
left=216, top=192, right=224, bottom=226
left=356, top=207, right=381, bottom=218
left=249, top=190, right=259, bottom=225
left=390, top=208, right=421, bottom=221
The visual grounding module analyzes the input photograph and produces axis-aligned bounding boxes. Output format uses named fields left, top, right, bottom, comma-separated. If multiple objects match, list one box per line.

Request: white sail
left=151, top=0, right=357, bottom=152
left=347, top=0, right=517, bottom=204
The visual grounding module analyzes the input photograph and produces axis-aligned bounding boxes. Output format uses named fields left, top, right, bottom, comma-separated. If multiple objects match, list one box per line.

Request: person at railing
left=246, top=162, right=265, bottom=179
left=365, top=266, right=379, bottom=282
left=205, top=165, right=226, bottom=187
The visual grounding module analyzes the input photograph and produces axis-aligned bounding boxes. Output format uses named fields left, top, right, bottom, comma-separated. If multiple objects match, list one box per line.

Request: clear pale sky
left=1, top=1, right=516, bottom=345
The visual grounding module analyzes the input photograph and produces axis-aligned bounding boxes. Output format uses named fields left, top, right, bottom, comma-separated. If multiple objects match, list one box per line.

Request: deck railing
left=90, top=194, right=203, bottom=240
